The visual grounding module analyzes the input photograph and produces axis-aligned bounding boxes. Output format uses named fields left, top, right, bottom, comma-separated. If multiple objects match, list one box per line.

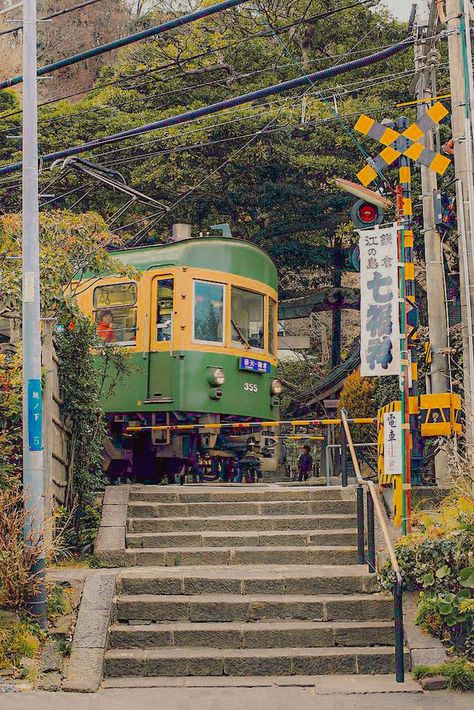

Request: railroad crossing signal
left=354, top=102, right=451, bottom=186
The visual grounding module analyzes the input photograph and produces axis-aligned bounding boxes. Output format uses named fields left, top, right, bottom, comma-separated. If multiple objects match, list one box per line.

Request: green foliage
left=413, top=660, right=474, bottom=691
left=46, top=583, right=74, bottom=622
left=1, top=3, right=413, bottom=282
left=55, top=317, right=130, bottom=548
left=380, top=493, right=474, bottom=656
left=0, top=619, right=42, bottom=670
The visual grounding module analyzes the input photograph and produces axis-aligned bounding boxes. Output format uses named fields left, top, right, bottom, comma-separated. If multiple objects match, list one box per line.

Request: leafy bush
left=380, top=493, right=474, bottom=656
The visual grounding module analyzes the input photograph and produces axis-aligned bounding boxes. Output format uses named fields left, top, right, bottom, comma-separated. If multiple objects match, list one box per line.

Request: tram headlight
left=271, top=379, right=283, bottom=396
left=207, top=367, right=225, bottom=386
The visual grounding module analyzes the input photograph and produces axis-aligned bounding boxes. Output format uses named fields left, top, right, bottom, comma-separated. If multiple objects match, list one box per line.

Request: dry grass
left=0, top=485, right=43, bottom=610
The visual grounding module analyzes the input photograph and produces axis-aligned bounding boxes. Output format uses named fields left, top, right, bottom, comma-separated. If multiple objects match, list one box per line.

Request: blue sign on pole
left=28, top=378, right=42, bottom=451
left=238, top=357, right=270, bottom=374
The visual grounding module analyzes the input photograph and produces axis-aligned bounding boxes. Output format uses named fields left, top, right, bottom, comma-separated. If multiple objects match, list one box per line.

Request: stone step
left=124, top=545, right=359, bottom=567
left=128, top=486, right=344, bottom=503
left=109, top=620, right=395, bottom=650
left=114, top=593, right=392, bottom=623
left=117, top=565, right=379, bottom=596
left=104, top=645, right=405, bottom=677
left=126, top=529, right=358, bottom=549
left=128, top=499, right=355, bottom=519
left=128, top=513, right=358, bottom=533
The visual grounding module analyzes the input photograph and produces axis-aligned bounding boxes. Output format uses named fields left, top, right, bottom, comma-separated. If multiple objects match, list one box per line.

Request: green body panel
left=100, top=349, right=278, bottom=420
left=84, top=237, right=278, bottom=291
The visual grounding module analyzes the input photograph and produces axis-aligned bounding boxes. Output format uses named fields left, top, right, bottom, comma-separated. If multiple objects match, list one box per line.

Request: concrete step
left=128, top=486, right=344, bottom=503
left=126, top=529, right=359, bottom=549
left=117, top=565, right=380, bottom=596
left=104, top=645, right=405, bottom=677
left=128, top=499, right=356, bottom=519
left=128, top=513, right=358, bottom=534
left=114, top=593, right=393, bottom=623
left=124, top=545, right=359, bottom=567
left=109, top=620, right=395, bottom=649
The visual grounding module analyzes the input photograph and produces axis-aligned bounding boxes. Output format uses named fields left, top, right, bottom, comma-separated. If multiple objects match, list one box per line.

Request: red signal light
left=357, top=202, right=378, bottom=224
left=350, top=198, right=384, bottom=228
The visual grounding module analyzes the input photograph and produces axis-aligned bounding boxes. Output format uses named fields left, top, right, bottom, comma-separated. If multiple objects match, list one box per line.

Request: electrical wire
left=0, top=0, right=104, bottom=38
left=0, top=0, right=386, bottom=121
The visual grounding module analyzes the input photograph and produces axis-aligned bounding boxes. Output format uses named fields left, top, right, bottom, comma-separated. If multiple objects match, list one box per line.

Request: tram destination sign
left=239, top=357, right=271, bottom=374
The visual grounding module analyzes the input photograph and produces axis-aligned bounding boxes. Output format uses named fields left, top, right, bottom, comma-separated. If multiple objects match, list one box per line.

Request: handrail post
left=356, top=485, right=365, bottom=564
left=340, top=419, right=348, bottom=487
left=366, top=491, right=376, bottom=573
left=394, top=575, right=405, bottom=682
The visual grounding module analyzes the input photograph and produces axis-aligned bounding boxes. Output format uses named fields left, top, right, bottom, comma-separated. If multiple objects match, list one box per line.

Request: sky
left=382, top=0, right=424, bottom=21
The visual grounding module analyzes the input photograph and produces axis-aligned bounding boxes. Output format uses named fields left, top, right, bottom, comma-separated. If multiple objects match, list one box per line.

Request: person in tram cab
left=297, top=445, right=313, bottom=482
left=96, top=310, right=117, bottom=343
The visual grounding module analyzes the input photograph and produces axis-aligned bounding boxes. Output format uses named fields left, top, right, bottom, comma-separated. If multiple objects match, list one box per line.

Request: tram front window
left=231, top=287, right=264, bottom=350
left=193, top=280, right=225, bottom=343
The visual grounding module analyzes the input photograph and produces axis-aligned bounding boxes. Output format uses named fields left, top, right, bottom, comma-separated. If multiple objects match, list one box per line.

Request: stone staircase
left=104, top=485, right=402, bottom=680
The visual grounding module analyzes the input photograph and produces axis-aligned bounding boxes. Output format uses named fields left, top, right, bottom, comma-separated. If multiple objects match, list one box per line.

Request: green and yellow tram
left=75, top=230, right=282, bottom=481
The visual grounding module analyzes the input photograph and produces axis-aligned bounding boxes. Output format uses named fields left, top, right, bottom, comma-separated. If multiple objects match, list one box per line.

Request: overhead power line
left=0, top=0, right=376, bottom=100
left=0, top=0, right=103, bottom=37
left=0, top=0, right=252, bottom=90
left=0, top=37, right=413, bottom=176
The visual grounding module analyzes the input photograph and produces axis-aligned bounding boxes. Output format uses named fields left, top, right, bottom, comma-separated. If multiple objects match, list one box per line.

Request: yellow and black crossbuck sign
left=354, top=102, right=451, bottom=186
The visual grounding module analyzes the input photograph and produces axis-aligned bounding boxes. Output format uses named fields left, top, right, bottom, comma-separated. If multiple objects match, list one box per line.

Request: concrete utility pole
left=22, top=0, right=46, bottom=627
left=445, top=0, right=474, bottom=468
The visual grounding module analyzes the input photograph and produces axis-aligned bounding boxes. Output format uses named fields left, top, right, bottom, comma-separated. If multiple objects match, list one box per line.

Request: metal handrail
left=340, top=408, right=405, bottom=683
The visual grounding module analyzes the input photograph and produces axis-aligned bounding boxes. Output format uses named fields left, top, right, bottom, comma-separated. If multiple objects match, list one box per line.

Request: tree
left=0, top=0, right=412, bottom=288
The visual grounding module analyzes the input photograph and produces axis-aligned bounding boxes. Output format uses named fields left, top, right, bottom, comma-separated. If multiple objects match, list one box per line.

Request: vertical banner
left=27, top=378, right=43, bottom=451
left=359, top=223, right=400, bottom=376
left=384, top=410, right=402, bottom=476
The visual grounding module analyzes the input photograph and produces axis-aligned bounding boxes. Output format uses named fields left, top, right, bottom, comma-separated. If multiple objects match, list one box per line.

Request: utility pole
left=445, top=0, right=474, bottom=470
left=413, top=8, right=450, bottom=480
left=22, top=0, right=46, bottom=627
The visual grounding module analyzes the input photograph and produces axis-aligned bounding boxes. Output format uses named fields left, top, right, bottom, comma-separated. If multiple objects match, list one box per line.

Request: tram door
left=147, top=276, right=174, bottom=402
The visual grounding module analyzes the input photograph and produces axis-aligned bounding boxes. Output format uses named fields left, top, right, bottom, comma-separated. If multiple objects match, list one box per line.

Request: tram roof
left=91, top=237, right=278, bottom=290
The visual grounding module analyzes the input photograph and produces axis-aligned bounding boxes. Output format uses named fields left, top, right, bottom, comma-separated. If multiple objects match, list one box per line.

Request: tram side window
left=156, top=278, right=174, bottom=342
left=193, top=281, right=225, bottom=343
left=268, top=298, right=276, bottom=356
left=231, top=287, right=264, bottom=350
left=93, top=283, right=137, bottom=345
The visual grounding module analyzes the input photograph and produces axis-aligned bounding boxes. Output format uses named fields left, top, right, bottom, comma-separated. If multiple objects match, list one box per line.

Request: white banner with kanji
left=359, top=223, right=400, bottom=377
left=383, top=410, right=402, bottom=476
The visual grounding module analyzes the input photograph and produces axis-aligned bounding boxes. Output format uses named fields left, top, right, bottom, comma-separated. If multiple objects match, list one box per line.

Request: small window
left=231, top=287, right=264, bottom=350
left=193, top=281, right=225, bottom=343
left=156, top=278, right=174, bottom=342
left=93, top=283, right=137, bottom=345
left=269, top=298, right=276, bottom=356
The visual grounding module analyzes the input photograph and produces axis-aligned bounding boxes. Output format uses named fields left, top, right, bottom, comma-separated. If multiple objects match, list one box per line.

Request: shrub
left=380, top=492, right=474, bottom=656
left=0, top=618, right=42, bottom=670
left=0, top=485, right=43, bottom=610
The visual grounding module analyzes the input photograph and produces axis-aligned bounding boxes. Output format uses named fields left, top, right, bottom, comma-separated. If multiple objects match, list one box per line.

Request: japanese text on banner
left=383, top=410, right=402, bottom=476
left=359, top=223, right=400, bottom=377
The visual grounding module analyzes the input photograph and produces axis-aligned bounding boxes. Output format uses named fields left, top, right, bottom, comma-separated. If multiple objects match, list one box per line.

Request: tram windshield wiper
left=231, top=319, right=251, bottom=349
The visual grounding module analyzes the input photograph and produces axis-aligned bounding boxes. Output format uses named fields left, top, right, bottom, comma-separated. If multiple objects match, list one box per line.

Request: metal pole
left=393, top=576, right=405, bottom=682
left=366, top=490, right=376, bottom=573
left=340, top=418, right=348, bottom=487
left=22, top=0, right=46, bottom=628
left=356, top=485, right=365, bottom=564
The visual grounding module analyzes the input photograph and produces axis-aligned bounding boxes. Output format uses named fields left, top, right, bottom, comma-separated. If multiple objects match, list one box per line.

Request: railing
left=340, top=409, right=405, bottom=683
